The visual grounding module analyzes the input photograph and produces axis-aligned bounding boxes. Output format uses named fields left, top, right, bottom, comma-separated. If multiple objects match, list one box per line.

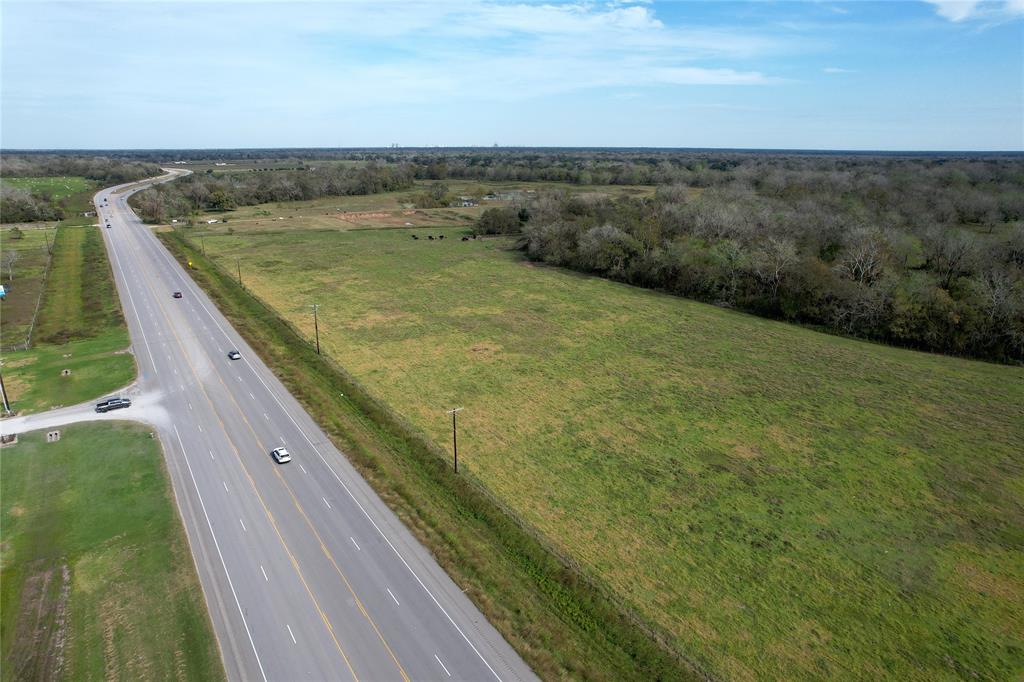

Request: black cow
left=427, top=235, right=434, bottom=240
left=412, top=235, right=419, bottom=240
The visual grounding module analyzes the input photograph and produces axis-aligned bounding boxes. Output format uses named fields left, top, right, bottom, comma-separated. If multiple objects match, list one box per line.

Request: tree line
left=0, top=154, right=161, bottom=184
left=130, top=162, right=415, bottom=222
left=472, top=158, right=1023, bottom=362
left=1, top=154, right=161, bottom=223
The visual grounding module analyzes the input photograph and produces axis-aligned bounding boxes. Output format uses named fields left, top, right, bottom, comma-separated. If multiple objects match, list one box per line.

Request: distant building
left=485, top=191, right=523, bottom=202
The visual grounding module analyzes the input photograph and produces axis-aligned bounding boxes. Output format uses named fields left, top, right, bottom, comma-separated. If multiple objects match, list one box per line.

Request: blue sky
left=1, top=1, right=1021, bottom=150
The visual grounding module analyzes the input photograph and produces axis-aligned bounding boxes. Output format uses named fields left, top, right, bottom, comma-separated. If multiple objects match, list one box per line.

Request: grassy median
left=0, top=422, right=224, bottom=681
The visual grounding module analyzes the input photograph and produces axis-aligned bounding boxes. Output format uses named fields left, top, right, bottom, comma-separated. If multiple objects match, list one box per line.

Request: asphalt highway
left=92, top=172, right=536, bottom=682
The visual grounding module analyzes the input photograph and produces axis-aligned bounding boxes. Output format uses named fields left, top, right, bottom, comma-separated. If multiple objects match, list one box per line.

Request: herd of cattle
left=410, top=234, right=479, bottom=242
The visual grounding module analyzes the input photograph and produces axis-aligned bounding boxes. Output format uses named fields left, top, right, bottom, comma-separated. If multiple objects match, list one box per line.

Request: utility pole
left=310, top=304, right=321, bottom=354
left=236, top=258, right=242, bottom=287
left=446, top=407, right=464, bottom=473
left=0, top=370, right=11, bottom=415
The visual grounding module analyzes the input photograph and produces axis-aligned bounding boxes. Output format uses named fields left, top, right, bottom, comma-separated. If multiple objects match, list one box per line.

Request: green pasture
left=184, top=180, right=658, bottom=233
left=199, top=222, right=1024, bottom=680
left=0, top=176, right=92, bottom=202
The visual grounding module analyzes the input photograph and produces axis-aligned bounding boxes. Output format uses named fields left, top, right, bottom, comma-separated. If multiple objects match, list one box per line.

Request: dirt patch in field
left=3, top=371, right=31, bottom=401
left=956, top=561, right=1022, bottom=602
left=8, top=561, right=71, bottom=681
left=469, top=342, right=501, bottom=357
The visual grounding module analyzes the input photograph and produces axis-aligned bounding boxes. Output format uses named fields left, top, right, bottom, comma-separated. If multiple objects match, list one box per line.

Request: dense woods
left=0, top=188, right=65, bottom=222
left=486, top=156, right=1024, bottom=362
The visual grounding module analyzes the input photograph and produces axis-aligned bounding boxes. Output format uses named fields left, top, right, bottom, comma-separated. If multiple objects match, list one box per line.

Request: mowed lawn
left=0, top=423, right=224, bottom=681
left=202, top=225, right=1024, bottom=680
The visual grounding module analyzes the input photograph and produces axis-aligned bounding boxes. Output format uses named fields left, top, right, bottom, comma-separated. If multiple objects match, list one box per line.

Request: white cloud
left=924, top=0, right=1024, bottom=21
left=927, top=0, right=982, bottom=21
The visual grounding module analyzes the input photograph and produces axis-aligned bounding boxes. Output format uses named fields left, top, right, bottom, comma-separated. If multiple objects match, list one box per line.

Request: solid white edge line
left=105, top=226, right=158, bottom=372
left=175, top=425, right=268, bottom=682
left=145, top=206, right=504, bottom=682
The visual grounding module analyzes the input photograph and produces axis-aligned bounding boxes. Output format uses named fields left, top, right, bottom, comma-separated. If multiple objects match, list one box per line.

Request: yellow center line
left=117, top=224, right=362, bottom=682
left=163, top=241, right=413, bottom=682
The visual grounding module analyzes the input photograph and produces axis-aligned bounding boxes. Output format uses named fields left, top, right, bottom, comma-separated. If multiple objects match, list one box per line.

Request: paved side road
left=0, top=387, right=168, bottom=436
left=60, top=172, right=537, bottom=682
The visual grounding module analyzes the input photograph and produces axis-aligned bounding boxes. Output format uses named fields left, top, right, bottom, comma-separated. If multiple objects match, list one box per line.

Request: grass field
left=183, top=180, right=659, bottom=234
left=0, top=423, right=224, bottom=681
left=0, top=176, right=92, bottom=202
left=195, top=219, right=1024, bottom=680
left=0, top=226, right=56, bottom=349
left=2, top=222, right=134, bottom=413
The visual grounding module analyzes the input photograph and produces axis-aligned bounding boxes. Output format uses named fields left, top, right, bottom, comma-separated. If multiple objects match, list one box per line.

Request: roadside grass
left=0, top=226, right=56, bottom=349
left=190, top=222, right=1024, bottom=680
left=0, top=422, right=225, bottom=681
left=159, top=229, right=693, bottom=682
left=2, top=222, right=134, bottom=413
left=1, top=328, right=134, bottom=413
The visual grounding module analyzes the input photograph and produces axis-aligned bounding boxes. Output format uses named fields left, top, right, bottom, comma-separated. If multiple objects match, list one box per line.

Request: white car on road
left=271, top=447, right=291, bottom=464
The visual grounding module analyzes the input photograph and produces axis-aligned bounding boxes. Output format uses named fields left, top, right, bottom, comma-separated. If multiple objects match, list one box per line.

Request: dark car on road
left=95, top=397, right=131, bottom=413
left=173, top=291, right=183, bottom=299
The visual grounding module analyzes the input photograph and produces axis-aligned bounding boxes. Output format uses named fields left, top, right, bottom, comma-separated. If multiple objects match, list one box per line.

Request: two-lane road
left=95, top=172, right=535, bottom=681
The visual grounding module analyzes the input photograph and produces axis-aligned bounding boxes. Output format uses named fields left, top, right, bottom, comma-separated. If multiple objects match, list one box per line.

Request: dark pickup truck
left=95, top=397, right=131, bottom=413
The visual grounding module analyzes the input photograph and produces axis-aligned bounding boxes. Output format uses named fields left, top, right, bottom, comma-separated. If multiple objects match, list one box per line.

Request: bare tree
left=923, top=227, right=977, bottom=289
left=753, top=236, right=797, bottom=300
left=835, top=227, right=888, bottom=285
left=2, top=248, right=20, bottom=281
